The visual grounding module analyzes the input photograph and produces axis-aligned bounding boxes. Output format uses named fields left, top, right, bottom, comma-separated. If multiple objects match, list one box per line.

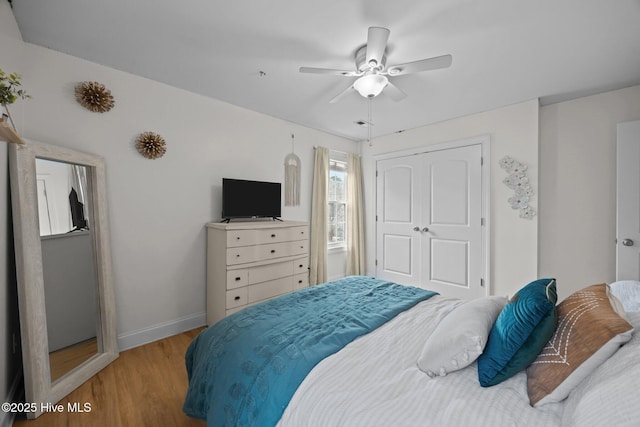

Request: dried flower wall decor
left=75, top=81, right=115, bottom=113
left=135, top=131, right=167, bottom=159
left=499, top=155, right=536, bottom=219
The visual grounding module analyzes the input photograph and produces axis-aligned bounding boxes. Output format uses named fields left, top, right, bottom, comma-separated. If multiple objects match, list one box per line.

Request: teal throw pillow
left=477, top=278, right=558, bottom=387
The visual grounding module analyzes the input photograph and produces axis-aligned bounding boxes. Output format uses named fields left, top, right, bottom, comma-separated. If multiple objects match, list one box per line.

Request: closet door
left=376, top=155, right=422, bottom=286
left=420, top=144, right=484, bottom=299
left=376, top=143, right=485, bottom=299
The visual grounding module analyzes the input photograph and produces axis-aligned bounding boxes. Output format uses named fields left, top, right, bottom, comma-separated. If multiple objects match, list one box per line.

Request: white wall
left=0, top=22, right=356, bottom=353
left=539, top=85, right=640, bottom=301
left=361, top=100, right=540, bottom=298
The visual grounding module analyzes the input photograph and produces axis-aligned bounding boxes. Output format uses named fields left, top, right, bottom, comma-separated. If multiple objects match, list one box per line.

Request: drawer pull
left=271, top=234, right=276, bottom=238
left=235, top=277, right=241, bottom=281
left=234, top=296, right=241, bottom=301
left=270, top=249, right=276, bottom=253
left=298, top=280, right=303, bottom=284
left=236, top=237, right=241, bottom=240
left=236, top=254, right=240, bottom=258
left=299, top=264, right=303, bottom=268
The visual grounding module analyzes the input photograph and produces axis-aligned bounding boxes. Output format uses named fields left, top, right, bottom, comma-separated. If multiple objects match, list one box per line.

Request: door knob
left=622, top=239, right=634, bottom=247
left=413, top=226, right=420, bottom=231
left=422, top=227, right=429, bottom=232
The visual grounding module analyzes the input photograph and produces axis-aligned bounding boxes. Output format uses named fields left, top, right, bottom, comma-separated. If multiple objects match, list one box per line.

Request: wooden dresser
left=205, top=220, right=309, bottom=325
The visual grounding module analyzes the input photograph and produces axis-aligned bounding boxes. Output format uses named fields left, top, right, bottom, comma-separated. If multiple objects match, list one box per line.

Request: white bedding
left=277, top=295, right=565, bottom=427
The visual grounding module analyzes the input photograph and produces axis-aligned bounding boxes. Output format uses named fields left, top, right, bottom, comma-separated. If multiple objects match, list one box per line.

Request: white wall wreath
left=499, top=156, right=536, bottom=219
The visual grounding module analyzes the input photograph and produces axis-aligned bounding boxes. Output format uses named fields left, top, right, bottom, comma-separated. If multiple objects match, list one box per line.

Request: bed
left=183, top=276, right=640, bottom=427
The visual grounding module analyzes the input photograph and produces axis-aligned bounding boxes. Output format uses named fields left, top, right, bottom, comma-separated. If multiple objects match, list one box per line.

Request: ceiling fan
left=299, top=27, right=452, bottom=103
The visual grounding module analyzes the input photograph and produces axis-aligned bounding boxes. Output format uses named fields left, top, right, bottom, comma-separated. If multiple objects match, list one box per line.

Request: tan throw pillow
left=526, top=283, right=634, bottom=406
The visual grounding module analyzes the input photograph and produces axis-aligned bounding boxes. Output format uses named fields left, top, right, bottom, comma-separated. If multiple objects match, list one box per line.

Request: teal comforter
left=183, top=275, right=436, bottom=427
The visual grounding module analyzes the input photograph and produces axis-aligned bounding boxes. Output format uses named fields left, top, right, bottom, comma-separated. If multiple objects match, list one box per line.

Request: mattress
left=278, top=295, right=565, bottom=427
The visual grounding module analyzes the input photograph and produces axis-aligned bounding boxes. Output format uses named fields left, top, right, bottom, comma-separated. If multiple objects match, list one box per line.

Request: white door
left=376, top=155, right=422, bottom=286
left=617, top=120, right=640, bottom=280
left=421, top=145, right=483, bottom=299
left=376, top=144, right=485, bottom=299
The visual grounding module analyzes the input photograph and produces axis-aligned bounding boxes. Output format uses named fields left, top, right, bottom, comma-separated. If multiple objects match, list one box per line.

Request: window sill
left=328, top=245, right=347, bottom=254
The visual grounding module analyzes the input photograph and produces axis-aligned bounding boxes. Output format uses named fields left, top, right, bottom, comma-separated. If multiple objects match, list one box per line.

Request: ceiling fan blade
left=365, top=27, right=390, bottom=68
left=386, top=54, right=452, bottom=76
left=385, top=81, right=407, bottom=102
left=299, top=66, right=360, bottom=76
left=329, top=84, right=355, bottom=103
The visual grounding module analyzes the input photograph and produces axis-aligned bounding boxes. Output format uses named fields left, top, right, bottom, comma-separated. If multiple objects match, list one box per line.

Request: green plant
left=0, top=68, right=30, bottom=105
left=0, top=68, right=30, bottom=130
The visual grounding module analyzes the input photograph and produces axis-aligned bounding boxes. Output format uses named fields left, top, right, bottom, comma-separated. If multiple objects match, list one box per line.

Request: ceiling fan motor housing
left=356, top=45, right=386, bottom=72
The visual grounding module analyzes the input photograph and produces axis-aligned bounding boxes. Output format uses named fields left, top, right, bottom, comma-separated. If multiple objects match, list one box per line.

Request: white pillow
left=609, top=280, right=640, bottom=312
left=417, top=296, right=507, bottom=378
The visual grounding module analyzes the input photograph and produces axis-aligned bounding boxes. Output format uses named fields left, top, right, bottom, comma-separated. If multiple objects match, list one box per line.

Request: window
left=328, top=153, right=347, bottom=249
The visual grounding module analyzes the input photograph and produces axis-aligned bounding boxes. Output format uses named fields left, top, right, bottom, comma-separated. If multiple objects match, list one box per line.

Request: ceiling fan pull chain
left=368, top=97, right=373, bottom=147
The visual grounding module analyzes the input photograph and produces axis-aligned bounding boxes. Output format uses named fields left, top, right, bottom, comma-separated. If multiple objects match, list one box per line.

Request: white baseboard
left=117, top=312, right=206, bottom=351
left=1, top=371, right=22, bottom=427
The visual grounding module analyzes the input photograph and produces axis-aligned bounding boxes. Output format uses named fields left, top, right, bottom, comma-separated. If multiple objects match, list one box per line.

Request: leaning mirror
left=9, top=140, right=118, bottom=419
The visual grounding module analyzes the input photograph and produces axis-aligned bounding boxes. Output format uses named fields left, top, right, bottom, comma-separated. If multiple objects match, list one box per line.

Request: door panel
left=430, top=239, right=469, bottom=287
left=617, top=120, right=640, bottom=280
left=376, top=156, right=421, bottom=286
left=382, top=166, right=413, bottom=222
left=382, top=234, right=413, bottom=275
left=430, top=160, right=469, bottom=225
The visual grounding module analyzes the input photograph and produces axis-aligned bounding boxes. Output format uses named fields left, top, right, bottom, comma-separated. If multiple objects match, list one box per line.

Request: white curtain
left=309, top=146, right=329, bottom=285
left=346, top=153, right=365, bottom=275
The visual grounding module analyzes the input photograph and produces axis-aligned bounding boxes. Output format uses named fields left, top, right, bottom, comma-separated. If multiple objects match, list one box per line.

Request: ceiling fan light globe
left=353, top=74, right=388, bottom=98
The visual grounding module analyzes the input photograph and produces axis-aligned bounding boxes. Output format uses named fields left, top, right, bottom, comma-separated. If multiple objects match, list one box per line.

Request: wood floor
left=50, top=338, right=98, bottom=382
left=14, top=328, right=207, bottom=427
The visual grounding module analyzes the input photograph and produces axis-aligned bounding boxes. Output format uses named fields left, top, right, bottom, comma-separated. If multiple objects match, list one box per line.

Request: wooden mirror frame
left=9, top=140, right=118, bottom=419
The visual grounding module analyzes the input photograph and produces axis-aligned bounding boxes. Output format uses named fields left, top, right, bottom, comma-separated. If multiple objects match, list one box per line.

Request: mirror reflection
left=35, top=158, right=98, bottom=382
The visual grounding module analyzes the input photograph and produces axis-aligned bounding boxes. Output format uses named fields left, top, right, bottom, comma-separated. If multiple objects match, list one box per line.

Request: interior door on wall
left=376, top=144, right=485, bottom=299
left=376, top=155, right=422, bottom=286
left=617, top=120, right=640, bottom=280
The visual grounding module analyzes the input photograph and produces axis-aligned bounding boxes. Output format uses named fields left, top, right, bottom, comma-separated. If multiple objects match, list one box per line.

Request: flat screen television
left=222, top=178, right=281, bottom=220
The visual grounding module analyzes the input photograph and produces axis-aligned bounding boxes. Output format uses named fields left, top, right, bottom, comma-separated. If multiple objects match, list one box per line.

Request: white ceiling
left=10, top=0, right=640, bottom=141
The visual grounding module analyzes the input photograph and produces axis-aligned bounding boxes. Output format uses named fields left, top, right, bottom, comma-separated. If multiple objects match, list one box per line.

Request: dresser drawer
left=293, top=256, right=308, bottom=274
left=226, top=230, right=258, bottom=247
left=226, top=225, right=310, bottom=248
left=290, top=240, right=308, bottom=256
left=293, top=272, right=309, bottom=290
left=249, top=260, right=293, bottom=284
left=288, top=226, right=309, bottom=242
left=226, top=287, right=247, bottom=309
left=226, top=269, right=248, bottom=290
left=248, top=277, right=293, bottom=303
left=227, top=240, right=308, bottom=265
